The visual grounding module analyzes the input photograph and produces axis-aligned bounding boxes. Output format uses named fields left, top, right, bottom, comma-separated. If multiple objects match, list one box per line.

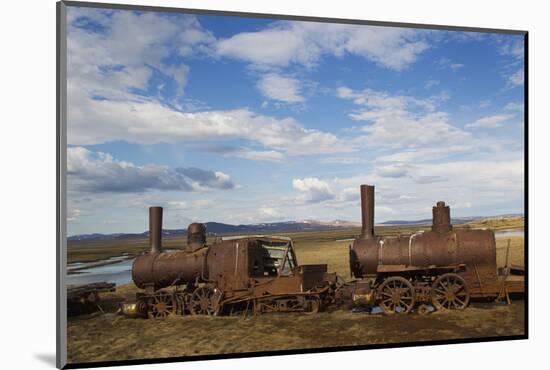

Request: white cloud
left=216, top=21, right=429, bottom=71
left=258, top=207, right=284, bottom=221
left=338, top=187, right=359, bottom=202
left=504, top=102, right=524, bottom=112
left=508, top=68, right=525, bottom=87
left=375, top=147, right=470, bottom=163
left=337, top=87, right=469, bottom=151
left=257, top=73, right=304, bottom=103
left=67, top=8, right=214, bottom=101
left=326, top=156, right=524, bottom=221
left=67, top=208, right=82, bottom=222
left=465, top=114, right=515, bottom=129
left=424, top=79, right=440, bottom=89
left=497, top=37, right=524, bottom=59
left=450, top=63, right=464, bottom=71
left=479, top=100, right=491, bottom=108
left=232, top=149, right=285, bottom=162
left=376, top=164, right=410, bottom=178
left=68, top=88, right=348, bottom=155
left=292, top=177, right=335, bottom=203
left=67, top=147, right=235, bottom=193
left=437, top=57, right=464, bottom=71
left=206, top=146, right=285, bottom=162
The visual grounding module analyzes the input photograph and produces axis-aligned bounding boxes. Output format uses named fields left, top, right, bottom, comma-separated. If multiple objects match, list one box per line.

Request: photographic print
left=57, top=1, right=526, bottom=368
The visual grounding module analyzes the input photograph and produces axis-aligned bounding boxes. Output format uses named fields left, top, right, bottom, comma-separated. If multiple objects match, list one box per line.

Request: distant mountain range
left=67, top=214, right=523, bottom=242
left=68, top=220, right=357, bottom=241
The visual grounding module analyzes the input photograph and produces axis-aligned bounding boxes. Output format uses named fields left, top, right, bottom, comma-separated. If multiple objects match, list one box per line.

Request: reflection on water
left=65, top=249, right=178, bottom=287
left=66, top=258, right=135, bottom=286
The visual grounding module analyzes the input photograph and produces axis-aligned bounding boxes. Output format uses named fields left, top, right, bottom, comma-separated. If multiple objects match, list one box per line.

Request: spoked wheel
left=147, top=292, right=176, bottom=319
left=377, top=276, right=415, bottom=314
left=190, top=287, right=222, bottom=316
left=303, top=296, right=321, bottom=315
left=431, top=273, right=470, bottom=311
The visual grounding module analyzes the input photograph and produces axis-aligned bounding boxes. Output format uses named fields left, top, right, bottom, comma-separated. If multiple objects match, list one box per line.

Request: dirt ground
left=66, top=228, right=525, bottom=364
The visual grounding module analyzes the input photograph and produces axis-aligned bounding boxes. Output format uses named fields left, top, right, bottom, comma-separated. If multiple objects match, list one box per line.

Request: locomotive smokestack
left=432, top=201, right=452, bottom=233
left=186, top=223, right=206, bottom=252
left=360, top=184, right=375, bottom=239
left=149, top=206, right=163, bottom=254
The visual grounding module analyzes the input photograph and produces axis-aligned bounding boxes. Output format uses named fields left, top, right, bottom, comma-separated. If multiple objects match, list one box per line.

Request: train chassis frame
left=368, top=272, right=471, bottom=314
left=134, top=283, right=325, bottom=318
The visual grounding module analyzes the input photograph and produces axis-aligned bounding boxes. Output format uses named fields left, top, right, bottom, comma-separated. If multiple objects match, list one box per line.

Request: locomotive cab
left=245, top=237, right=297, bottom=277
left=220, top=235, right=326, bottom=291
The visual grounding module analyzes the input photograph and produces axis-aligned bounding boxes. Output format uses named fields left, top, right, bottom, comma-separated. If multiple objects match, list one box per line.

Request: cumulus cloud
left=67, top=147, right=235, bottom=193
left=67, top=8, right=214, bottom=101
left=292, top=177, right=335, bottom=203
left=68, top=90, right=348, bottom=155
left=331, top=156, right=524, bottom=221
left=337, top=86, right=469, bottom=151
left=215, top=21, right=429, bottom=71
left=257, top=73, right=304, bottom=103
left=465, top=114, right=515, bottom=129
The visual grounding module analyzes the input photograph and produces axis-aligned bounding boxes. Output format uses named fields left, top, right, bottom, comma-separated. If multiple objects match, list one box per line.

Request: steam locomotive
left=349, top=185, right=523, bottom=314
left=122, top=184, right=524, bottom=318
left=123, top=207, right=339, bottom=318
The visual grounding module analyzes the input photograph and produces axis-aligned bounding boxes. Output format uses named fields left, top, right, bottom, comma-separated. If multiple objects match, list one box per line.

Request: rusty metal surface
left=349, top=184, right=519, bottom=306
left=129, top=207, right=335, bottom=317
left=148, top=207, right=162, bottom=254
left=360, top=184, right=375, bottom=239
left=186, top=223, right=206, bottom=252
left=432, top=201, right=452, bottom=233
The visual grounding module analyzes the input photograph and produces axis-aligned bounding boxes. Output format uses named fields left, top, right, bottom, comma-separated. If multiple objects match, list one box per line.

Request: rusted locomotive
left=121, top=184, right=523, bottom=318
left=124, top=207, right=338, bottom=318
left=349, top=184, right=524, bottom=314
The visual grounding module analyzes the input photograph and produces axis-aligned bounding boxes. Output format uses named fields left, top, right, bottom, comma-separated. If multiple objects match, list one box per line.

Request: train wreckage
left=349, top=185, right=524, bottom=314
left=122, top=207, right=340, bottom=318
left=120, top=184, right=524, bottom=318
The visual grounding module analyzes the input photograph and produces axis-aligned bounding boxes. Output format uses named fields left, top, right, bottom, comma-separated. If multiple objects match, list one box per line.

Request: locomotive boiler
left=125, top=207, right=338, bottom=318
left=349, top=184, right=524, bottom=314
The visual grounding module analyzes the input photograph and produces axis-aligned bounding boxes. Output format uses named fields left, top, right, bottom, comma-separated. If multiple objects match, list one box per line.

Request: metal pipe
left=432, top=201, right=452, bottom=233
left=149, top=206, right=163, bottom=254
left=187, top=223, right=206, bottom=252
left=360, top=184, right=375, bottom=239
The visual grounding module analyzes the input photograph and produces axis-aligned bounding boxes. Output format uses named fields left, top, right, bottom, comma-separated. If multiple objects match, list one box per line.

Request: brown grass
left=67, top=300, right=524, bottom=364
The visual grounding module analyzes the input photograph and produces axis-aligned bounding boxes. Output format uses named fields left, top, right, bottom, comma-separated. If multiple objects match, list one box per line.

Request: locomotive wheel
left=190, top=287, right=221, bottom=316
left=431, top=273, right=470, bottom=311
left=147, top=292, right=176, bottom=319
left=303, top=296, right=321, bottom=315
left=377, top=276, right=415, bottom=314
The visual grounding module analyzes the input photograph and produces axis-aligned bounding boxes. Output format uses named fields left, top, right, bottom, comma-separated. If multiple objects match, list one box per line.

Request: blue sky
left=66, top=6, right=525, bottom=235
